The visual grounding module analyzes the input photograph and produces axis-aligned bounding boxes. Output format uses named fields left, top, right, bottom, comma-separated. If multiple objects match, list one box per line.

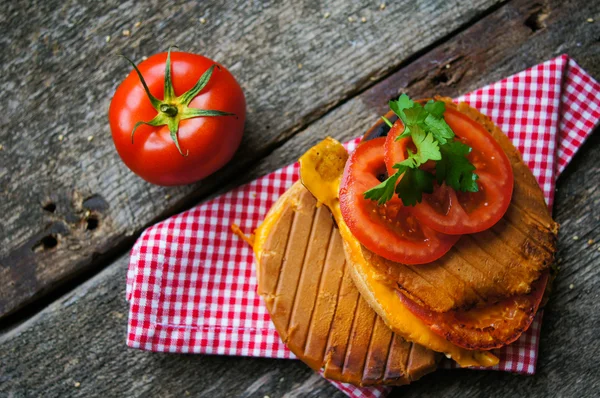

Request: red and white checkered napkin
left=126, top=55, right=600, bottom=398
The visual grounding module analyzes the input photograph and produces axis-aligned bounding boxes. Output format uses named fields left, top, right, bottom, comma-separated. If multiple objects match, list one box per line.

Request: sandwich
left=252, top=95, right=557, bottom=384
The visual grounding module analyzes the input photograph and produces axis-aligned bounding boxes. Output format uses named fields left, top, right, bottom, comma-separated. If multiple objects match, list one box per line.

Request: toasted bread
left=254, top=182, right=439, bottom=386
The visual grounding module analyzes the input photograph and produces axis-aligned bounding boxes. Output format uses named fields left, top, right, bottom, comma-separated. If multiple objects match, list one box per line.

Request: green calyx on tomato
left=122, top=47, right=235, bottom=156
left=364, top=94, right=478, bottom=206
left=110, top=49, right=245, bottom=186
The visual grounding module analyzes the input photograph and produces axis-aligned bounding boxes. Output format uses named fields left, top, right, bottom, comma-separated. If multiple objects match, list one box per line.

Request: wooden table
left=1, top=0, right=599, bottom=396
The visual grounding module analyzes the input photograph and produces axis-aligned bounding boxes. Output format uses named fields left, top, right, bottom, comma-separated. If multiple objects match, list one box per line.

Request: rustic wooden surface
left=1, top=0, right=600, bottom=396
left=0, top=0, right=502, bottom=319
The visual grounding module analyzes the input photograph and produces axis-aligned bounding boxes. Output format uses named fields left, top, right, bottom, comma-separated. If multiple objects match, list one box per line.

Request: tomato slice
left=384, top=106, right=514, bottom=235
left=397, top=270, right=548, bottom=350
left=340, top=137, right=460, bottom=265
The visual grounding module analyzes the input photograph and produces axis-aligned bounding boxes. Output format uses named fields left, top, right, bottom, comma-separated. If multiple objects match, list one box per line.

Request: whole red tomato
left=109, top=50, right=246, bottom=186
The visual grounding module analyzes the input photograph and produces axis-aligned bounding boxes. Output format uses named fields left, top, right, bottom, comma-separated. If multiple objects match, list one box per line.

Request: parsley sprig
left=364, top=94, right=479, bottom=206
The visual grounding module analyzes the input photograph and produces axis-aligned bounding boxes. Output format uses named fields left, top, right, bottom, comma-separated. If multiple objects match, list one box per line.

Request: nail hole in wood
left=432, top=71, right=449, bottom=85
left=43, top=202, right=56, bottom=213
left=82, top=194, right=109, bottom=212
left=86, top=216, right=99, bottom=231
left=524, top=8, right=547, bottom=33
left=32, top=235, right=58, bottom=252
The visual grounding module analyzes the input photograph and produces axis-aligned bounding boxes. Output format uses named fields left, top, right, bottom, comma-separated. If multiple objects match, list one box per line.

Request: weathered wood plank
left=0, top=256, right=345, bottom=398
left=0, top=0, right=504, bottom=319
left=245, top=0, right=600, bottom=181
left=1, top=0, right=599, bottom=396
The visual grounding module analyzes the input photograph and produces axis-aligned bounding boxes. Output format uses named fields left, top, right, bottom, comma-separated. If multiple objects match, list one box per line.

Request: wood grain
left=1, top=0, right=600, bottom=396
left=0, top=256, right=345, bottom=398
left=244, top=0, right=600, bottom=182
left=0, top=0, right=503, bottom=319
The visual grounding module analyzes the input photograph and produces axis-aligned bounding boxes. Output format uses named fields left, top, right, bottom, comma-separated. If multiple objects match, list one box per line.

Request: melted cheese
left=337, top=218, right=498, bottom=367
left=254, top=191, right=290, bottom=265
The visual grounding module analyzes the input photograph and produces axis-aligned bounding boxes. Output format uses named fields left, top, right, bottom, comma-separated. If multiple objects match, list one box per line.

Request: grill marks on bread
left=256, top=182, right=438, bottom=386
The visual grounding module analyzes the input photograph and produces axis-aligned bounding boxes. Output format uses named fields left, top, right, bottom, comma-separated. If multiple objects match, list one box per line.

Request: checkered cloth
left=126, top=55, right=600, bottom=398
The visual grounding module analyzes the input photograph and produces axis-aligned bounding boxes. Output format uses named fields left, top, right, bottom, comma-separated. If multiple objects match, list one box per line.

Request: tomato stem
left=124, top=47, right=236, bottom=157
left=160, top=104, right=178, bottom=117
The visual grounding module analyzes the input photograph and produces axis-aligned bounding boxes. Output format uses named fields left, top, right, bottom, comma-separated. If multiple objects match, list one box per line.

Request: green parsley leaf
left=395, top=167, right=435, bottom=206
left=436, top=141, right=479, bottom=192
left=364, top=94, right=479, bottom=207
left=393, top=157, right=418, bottom=169
left=389, top=93, right=414, bottom=119
left=424, top=100, right=445, bottom=118
left=397, top=93, right=414, bottom=109
left=424, top=113, right=454, bottom=144
left=402, top=105, right=427, bottom=125
left=396, top=125, right=411, bottom=140
left=364, top=171, right=402, bottom=206
left=411, top=127, right=441, bottom=164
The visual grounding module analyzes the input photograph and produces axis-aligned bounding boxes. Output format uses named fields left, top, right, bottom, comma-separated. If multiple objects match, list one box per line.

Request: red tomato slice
left=384, top=106, right=514, bottom=235
left=340, top=137, right=460, bottom=265
left=397, top=270, right=548, bottom=350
